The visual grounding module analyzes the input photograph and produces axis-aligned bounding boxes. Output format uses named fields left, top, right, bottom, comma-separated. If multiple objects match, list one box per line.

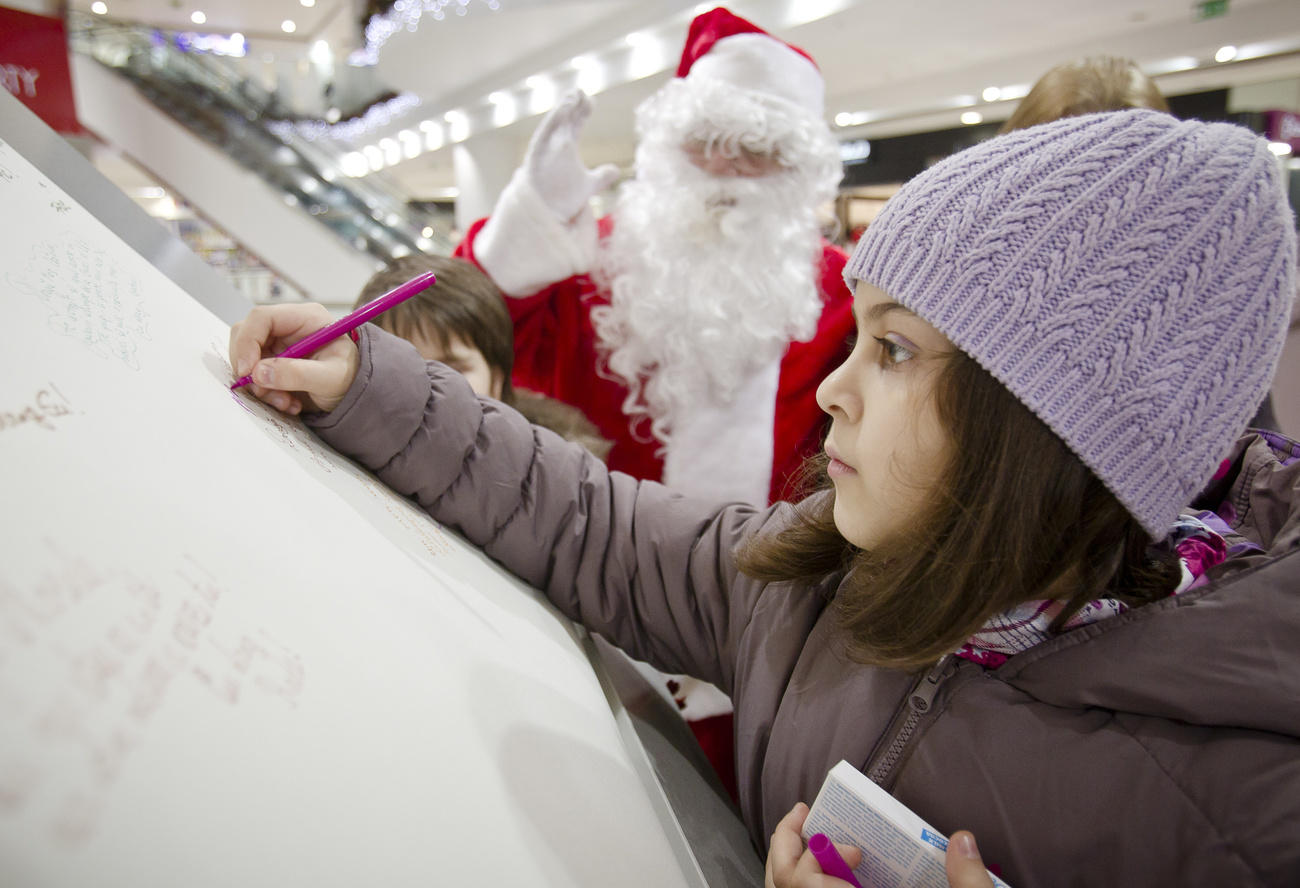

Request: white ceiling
left=65, top=0, right=1300, bottom=199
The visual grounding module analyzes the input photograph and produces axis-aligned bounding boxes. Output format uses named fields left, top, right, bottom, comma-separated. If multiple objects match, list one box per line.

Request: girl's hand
left=765, top=803, right=995, bottom=888
left=944, top=831, right=995, bottom=888
left=765, top=803, right=862, bottom=888
left=228, top=303, right=360, bottom=415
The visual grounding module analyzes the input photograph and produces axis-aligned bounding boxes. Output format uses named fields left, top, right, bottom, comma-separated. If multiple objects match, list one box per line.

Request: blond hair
left=1001, top=56, right=1169, bottom=133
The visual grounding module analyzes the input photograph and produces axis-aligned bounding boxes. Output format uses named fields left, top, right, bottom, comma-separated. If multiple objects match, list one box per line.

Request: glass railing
left=66, top=12, right=457, bottom=264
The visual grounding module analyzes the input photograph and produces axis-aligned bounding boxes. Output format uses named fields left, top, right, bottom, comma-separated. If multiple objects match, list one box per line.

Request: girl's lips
left=827, top=457, right=856, bottom=478
left=825, top=445, right=856, bottom=477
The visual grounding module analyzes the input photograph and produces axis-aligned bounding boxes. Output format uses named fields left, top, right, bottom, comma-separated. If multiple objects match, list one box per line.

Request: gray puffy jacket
left=308, top=328, right=1300, bottom=887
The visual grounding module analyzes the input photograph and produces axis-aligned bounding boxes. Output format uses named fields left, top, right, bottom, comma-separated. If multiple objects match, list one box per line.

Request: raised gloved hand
left=523, top=90, right=621, bottom=222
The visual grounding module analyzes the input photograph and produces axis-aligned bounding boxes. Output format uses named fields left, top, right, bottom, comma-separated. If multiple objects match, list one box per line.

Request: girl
left=230, top=109, right=1299, bottom=886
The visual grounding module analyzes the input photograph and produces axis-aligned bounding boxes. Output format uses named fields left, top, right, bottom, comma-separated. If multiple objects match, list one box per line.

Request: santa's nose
left=682, top=143, right=780, bottom=178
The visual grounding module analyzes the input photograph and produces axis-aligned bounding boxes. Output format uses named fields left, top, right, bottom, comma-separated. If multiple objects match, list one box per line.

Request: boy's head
left=356, top=255, right=515, bottom=402
left=846, top=109, right=1295, bottom=538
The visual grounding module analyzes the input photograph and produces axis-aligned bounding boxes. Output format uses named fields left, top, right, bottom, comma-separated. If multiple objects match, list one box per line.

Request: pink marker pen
left=230, top=271, right=436, bottom=391
left=808, top=833, right=864, bottom=888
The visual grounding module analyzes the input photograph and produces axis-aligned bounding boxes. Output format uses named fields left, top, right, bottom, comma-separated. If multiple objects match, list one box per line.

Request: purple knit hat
left=845, top=109, right=1296, bottom=538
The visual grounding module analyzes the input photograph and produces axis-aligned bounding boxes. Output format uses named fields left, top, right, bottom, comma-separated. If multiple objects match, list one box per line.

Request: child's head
left=356, top=255, right=515, bottom=402
left=745, top=109, right=1295, bottom=669
left=999, top=55, right=1168, bottom=133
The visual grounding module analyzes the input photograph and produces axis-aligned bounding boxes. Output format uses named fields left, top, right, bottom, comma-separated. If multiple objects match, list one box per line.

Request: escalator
left=66, top=14, right=451, bottom=304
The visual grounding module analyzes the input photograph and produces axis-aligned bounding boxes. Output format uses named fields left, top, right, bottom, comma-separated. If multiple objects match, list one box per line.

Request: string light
left=269, top=93, right=422, bottom=143
left=350, top=0, right=503, bottom=67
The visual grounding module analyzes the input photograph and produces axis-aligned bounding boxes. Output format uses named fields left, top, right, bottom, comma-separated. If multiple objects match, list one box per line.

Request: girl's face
left=816, top=281, right=954, bottom=549
left=407, top=331, right=503, bottom=401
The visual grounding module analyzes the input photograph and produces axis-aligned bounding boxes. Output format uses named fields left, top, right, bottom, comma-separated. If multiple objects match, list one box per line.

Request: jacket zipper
left=866, top=654, right=958, bottom=786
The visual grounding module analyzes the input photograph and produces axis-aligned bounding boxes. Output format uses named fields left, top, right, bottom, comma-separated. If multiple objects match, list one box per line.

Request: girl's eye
left=873, top=335, right=915, bottom=367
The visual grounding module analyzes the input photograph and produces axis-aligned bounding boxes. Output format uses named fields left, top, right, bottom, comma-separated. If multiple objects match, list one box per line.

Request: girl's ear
left=489, top=370, right=506, bottom=402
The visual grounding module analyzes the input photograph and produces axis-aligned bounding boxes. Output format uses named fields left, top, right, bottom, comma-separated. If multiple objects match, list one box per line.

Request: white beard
left=591, top=145, right=826, bottom=446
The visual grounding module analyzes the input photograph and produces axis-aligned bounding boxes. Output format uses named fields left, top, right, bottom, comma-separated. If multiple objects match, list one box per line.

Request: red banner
left=0, top=6, right=79, bottom=133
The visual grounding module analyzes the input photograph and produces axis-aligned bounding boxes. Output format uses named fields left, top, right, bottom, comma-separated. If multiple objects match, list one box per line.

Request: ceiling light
left=981, top=86, right=1001, bottom=102
left=960, top=111, right=983, bottom=125
left=190, top=10, right=206, bottom=24
left=421, top=226, right=434, bottom=238
left=380, top=138, right=401, bottom=165
left=300, top=0, right=316, bottom=6
left=91, top=2, right=107, bottom=14
left=398, top=130, right=422, bottom=159
left=1268, top=141, right=1293, bottom=156
left=445, top=110, right=469, bottom=142
left=1215, top=45, right=1238, bottom=63
left=527, top=75, right=556, bottom=114
left=488, top=91, right=509, bottom=104
left=281, top=19, right=297, bottom=33
left=569, top=55, right=594, bottom=70
left=626, top=32, right=668, bottom=80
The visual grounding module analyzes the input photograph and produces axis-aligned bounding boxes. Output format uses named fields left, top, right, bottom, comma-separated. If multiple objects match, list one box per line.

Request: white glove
left=474, top=90, right=621, bottom=296
left=524, top=90, right=621, bottom=222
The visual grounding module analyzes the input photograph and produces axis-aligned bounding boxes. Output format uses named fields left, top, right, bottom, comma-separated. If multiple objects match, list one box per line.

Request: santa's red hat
left=675, top=6, right=825, bottom=117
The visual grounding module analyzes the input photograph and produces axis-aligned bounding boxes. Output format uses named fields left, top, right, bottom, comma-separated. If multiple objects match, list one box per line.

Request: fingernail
left=955, top=833, right=980, bottom=860
left=254, top=363, right=273, bottom=385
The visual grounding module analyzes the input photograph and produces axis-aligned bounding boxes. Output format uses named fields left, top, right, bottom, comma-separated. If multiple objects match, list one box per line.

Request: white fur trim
left=687, top=33, right=824, bottom=117
left=673, top=676, right=734, bottom=720
left=474, top=168, right=598, bottom=297
left=661, top=358, right=779, bottom=507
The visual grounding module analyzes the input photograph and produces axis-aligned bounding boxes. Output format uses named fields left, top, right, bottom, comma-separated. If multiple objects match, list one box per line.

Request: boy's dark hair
left=356, top=255, right=516, bottom=403
left=999, top=55, right=1169, bottom=134
left=736, top=350, right=1181, bottom=672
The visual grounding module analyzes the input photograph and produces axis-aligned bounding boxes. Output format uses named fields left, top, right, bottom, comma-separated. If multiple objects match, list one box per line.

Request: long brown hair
left=1000, top=56, right=1169, bottom=134
left=737, top=350, right=1181, bottom=672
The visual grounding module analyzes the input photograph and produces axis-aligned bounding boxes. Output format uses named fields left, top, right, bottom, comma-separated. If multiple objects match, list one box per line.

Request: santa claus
left=455, top=8, right=852, bottom=800
left=455, top=6, right=853, bottom=509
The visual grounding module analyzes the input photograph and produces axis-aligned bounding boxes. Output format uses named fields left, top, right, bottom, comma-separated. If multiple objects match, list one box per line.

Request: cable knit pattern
left=845, top=110, right=1296, bottom=537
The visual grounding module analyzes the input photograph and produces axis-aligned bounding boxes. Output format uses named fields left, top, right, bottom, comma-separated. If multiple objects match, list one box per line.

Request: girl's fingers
left=229, top=304, right=336, bottom=378
left=945, top=831, right=995, bottom=888
left=767, top=803, right=811, bottom=886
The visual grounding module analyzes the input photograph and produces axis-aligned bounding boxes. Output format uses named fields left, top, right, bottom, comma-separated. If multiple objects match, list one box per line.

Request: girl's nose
left=816, top=358, right=858, bottom=422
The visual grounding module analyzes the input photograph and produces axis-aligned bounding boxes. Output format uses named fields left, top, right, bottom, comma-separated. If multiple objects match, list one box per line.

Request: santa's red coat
left=456, top=217, right=855, bottom=503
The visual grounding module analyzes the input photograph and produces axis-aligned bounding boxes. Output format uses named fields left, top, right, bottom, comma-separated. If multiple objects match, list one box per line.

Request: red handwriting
left=0, top=547, right=306, bottom=845
left=0, top=383, right=74, bottom=433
